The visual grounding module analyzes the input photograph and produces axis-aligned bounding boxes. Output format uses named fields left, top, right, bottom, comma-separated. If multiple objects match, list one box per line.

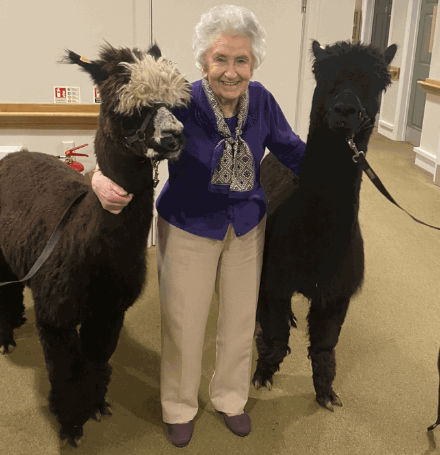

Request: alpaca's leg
left=428, top=348, right=440, bottom=431
left=0, top=258, right=26, bottom=354
left=252, top=290, right=296, bottom=390
left=79, top=311, right=125, bottom=420
left=307, top=296, right=350, bottom=411
left=36, top=320, right=92, bottom=447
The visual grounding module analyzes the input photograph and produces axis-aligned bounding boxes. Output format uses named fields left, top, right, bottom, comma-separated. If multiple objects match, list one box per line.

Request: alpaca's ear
left=62, top=50, right=108, bottom=85
left=312, top=40, right=326, bottom=60
left=147, top=44, right=162, bottom=60
left=384, top=44, right=397, bottom=65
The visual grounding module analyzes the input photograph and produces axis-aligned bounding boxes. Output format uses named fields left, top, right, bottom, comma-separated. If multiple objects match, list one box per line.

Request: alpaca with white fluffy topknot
left=0, top=43, right=191, bottom=447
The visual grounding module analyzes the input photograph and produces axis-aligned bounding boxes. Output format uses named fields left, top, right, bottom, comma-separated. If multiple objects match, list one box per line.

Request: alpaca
left=0, top=43, right=191, bottom=447
left=252, top=41, right=397, bottom=411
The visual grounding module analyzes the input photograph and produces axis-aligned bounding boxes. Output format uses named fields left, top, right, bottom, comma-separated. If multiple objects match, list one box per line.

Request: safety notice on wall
left=54, top=86, right=81, bottom=104
left=93, top=87, right=101, bottom=104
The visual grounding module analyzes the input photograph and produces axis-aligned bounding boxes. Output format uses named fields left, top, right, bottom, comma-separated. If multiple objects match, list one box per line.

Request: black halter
left=122, top=103, right=167, bottom=155
left=353, top=95, right=373, bottom=135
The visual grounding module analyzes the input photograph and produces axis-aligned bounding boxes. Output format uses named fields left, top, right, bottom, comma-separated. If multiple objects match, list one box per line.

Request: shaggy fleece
left=117, top=55, right=192, bottom=115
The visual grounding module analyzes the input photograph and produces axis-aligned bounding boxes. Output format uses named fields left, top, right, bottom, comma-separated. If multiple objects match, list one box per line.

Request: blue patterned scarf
left=202, top=78, right=255, bottom=196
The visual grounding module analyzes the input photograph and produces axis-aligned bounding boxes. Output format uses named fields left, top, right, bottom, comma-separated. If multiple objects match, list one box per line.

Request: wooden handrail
left=418, top=78, right=440, bottom=96
left=0, top=103, right=100, bottom=130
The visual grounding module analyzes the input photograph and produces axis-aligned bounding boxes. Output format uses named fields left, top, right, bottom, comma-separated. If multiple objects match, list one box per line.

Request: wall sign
left=54, top=86, right=81, bottom=104
left=93, top=87, right=101, bottom=104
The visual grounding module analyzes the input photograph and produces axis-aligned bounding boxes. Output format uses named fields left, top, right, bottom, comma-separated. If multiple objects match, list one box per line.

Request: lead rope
left=0, top=190, right=88, bottom=287
left=348, top=136, right=440, bottom=231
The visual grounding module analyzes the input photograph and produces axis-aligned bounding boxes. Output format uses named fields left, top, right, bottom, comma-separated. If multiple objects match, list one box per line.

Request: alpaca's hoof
left=317, top=393, right=342, bottom=412
left=428, top=420, right=440, bottom=431
left=253, top=379, right=273, bottom=391
left=99, top=401, right=113, bottom=417
left=252, top=369, right=274, bottom=391
left=103, top=405, right=113, bottom=416
left=60, top=425, right=83, bottom=448
left=91, top=411, right=101, bottom=422
left=62, top=435, right=82, bottom=448
left=90, top=402, right=112, bottom=422
left=288, top=312, right=297, bottom=328
left=0, top=341, right=16, bottom=355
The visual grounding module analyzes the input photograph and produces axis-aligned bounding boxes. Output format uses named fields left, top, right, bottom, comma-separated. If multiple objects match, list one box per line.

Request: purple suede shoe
left=166, top=421, right=194, bottom=447
left=217, top=411, right=252, bottom=437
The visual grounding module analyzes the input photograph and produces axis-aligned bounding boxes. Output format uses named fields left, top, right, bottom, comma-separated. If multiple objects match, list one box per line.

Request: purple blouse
left=156, top=79, right=306, bottom=240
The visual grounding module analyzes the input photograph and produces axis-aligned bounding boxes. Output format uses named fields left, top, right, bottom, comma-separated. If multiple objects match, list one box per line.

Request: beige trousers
left=156, top=215, right=266, bottom=424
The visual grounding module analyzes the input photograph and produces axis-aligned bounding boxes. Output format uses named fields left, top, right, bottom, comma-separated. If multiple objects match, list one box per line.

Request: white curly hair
left=192, top=4, right=266, bottom=72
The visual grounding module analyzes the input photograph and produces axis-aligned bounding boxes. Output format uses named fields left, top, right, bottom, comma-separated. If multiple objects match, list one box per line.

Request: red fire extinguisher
left=58, top=143, right=89, bottom=172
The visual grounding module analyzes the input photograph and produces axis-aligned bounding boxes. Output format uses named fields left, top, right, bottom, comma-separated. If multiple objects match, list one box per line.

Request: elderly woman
left=92, top=4, right=305, bottom=448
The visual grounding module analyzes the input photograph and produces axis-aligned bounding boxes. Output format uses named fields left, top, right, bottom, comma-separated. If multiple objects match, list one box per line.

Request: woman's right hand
left=91, top=166, right=133, bottom=214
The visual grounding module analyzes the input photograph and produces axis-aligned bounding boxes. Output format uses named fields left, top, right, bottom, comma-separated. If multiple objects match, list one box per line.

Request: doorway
left=371, top=0, right=393, bottom=51
left=370, top=0, right=393, bottom=126
left=406, top=0, right=438, bottom=146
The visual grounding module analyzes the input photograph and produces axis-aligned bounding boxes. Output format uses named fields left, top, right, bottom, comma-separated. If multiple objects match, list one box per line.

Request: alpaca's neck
left=95, top=130, right=154, bottom=196
left=299, top=126, right=368, bottom=215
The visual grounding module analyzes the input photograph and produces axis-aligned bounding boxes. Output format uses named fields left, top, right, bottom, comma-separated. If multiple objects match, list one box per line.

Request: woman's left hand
left=91, top=166, right=133, bottom=214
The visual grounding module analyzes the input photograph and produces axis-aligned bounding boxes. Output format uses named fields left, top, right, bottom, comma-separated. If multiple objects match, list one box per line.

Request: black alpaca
left=253, top=41, right=397, bottom=411
left=0, top=43, right=191, bottom=447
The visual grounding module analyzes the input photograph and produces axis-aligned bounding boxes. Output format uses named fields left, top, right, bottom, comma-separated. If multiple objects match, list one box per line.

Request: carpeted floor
left=1, top=131, right=440, bottom=454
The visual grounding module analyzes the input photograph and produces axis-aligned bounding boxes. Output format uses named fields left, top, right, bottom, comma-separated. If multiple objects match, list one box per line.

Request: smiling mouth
left=221, top=81, right=240, bottom=86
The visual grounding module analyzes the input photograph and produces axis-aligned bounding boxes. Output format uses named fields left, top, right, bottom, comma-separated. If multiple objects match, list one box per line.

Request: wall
left=1, top=0, right=358, bottom=175
left=0, top=0, right=150, bottom=103
left=0, top=0, right=151, bottom=173
left=296, top=0, right=357, bottom=141
left=423, top=3, right=440, bottom=183
left=378, top=0, right=417, bottom=140
left=375, top=0, right=440, bottom=184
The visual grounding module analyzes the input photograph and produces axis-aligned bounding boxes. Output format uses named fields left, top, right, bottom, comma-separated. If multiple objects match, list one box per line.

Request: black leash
left=348, top=137, right=440, bottom=231
left=0, top=190, right=88, bottom=287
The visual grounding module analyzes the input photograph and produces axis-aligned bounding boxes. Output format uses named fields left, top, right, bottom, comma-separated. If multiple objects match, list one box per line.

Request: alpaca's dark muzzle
left=163, top=134, right=186, bottom=164
left=160, top=132, right=185, bottom=152
left=329, top=91, right=370, bottom=135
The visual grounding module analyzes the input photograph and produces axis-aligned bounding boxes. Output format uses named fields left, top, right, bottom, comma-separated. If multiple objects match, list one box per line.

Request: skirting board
left=378, top=120, right=394, bottom=139
left=414, top=146, right=436, bottom=175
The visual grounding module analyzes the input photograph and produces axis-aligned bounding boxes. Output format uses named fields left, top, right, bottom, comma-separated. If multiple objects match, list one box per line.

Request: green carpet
left=1, top=131, right=440, bottom=454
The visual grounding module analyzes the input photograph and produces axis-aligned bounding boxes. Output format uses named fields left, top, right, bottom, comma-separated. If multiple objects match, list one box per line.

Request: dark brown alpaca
left=253, top=40, right=397, bottom=411
left=0, top=43, right=190, bottom=447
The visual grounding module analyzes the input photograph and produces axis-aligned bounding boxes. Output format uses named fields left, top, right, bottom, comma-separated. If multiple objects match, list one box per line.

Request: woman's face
left=202, top=34, right=253, bottom=107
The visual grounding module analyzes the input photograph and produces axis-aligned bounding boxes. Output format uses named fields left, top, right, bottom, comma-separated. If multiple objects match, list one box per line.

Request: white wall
left=378, top=0, right=415, bottom=140
left=0, top=0, right=150, bottom=103
left=0, top=130, right=97, bottom=173
left=422, top=1, right=440, bottom=183
left=0, top=0, right=151, bottom=172
left=296, top=0, right=357, bottom=141
left=1, top=0, right=358, bottom=174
